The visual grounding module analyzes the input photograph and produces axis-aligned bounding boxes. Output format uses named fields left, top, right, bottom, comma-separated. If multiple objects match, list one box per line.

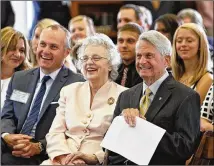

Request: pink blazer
left=45, top=80, right=127, bottom=164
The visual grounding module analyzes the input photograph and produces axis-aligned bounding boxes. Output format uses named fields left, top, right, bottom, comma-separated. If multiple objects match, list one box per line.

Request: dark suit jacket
left=108, top=75, right=201, bottom=165
left=1, top=1, right=15, bottom=28
left=1, top=66, right=84, bottom=164
left=115, top=61, right=143, bottom=88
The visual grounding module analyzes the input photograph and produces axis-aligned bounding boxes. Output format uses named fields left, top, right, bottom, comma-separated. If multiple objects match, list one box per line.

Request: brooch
left=107, top=97, right=115, bottom=105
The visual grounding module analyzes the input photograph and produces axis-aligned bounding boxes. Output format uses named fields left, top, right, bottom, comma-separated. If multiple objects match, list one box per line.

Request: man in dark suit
left=107, top=30, right=201, bottom=165
left=1, top=24, right=84, bottom=165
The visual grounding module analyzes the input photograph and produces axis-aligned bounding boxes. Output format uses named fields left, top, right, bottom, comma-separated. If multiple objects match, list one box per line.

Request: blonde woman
left=171, top=23, right=213, bottom=105
left=68, top=15, right=96, bottom=45
left=1, top=27, right=31, bottom=110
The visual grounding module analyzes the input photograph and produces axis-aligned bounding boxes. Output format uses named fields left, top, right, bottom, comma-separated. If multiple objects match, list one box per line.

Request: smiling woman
left=171, top=23, right=213, bottom=105
left=41, top=33, right=127, bottom=165
left=1, top=26, right=31, bottom=110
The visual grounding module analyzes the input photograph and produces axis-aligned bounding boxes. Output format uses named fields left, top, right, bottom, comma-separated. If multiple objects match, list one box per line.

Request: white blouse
left=1, top=77, right=11, bottom=111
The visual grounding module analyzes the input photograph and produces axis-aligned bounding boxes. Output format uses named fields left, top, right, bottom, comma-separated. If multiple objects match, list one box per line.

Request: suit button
left=82, top=120, right=87, bottom=124
left=87, top=114, right=91, bottom=118
left=83, top=129, right=87, bottom=133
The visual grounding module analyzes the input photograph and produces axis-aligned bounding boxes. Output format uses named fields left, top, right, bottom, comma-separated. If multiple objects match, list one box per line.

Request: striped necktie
left=121, top=67, right=128, bottom=86
left=20, top=76, right=51, bottom=135
left=140, top=88, right=152, bottom=116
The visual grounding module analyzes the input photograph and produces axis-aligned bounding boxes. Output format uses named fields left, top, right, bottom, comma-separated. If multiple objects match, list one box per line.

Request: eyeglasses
left=79, top=55, right=108, bottom=63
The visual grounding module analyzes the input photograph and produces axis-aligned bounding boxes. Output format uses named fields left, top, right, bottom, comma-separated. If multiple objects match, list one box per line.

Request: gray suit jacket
left=108, top=75, right=201, bottom=165
left=1, top=67, right=84, bottom=157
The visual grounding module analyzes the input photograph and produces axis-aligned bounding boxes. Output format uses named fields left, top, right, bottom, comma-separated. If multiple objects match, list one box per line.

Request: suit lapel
left=38, top=67, right=69, bottom=120
left=131, top=83, right=143, bottom=109
left=19, top=69, right=40, bottom=126
left=145, top=76, right=174, bottom=122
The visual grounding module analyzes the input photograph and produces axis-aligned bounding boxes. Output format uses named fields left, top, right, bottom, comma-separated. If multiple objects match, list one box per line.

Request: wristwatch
left=38, top=142, right=44, bottom=153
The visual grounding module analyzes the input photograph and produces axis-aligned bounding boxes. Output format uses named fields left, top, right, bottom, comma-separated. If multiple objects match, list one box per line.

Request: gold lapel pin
left=108, top=97, right=115, bottom=105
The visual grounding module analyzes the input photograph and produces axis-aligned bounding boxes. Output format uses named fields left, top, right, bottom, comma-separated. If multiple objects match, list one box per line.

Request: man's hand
left=12, top=142, right=41, bottom=158
left=122, top=108, right=146, bottom=127
left=3, top=134, right=32, bottom=148
left=66, top=152, right=98, bottom=165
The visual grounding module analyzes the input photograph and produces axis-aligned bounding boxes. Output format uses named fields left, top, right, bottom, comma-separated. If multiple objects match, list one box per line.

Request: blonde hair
left=30, top=18, right=59, bottom=67
left=1, top=26, right=31, bottom=71
left=68, top=15, right=96, bottom=36
left=171, top=23, right=209, bottom=85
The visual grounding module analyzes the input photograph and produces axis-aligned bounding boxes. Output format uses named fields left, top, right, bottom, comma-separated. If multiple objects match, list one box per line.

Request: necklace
left=180, top=76, right=193, bottom=86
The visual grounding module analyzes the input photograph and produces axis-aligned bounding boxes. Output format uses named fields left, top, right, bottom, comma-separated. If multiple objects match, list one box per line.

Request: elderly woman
left=1, top=27, right=31, bottom=110
left=171, top=23, right=213, bottom=105
left=41, top=33, right=127, bottom=165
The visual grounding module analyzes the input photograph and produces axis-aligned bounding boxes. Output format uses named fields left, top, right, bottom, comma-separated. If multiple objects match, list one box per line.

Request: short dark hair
left=120, top=4, right=143, bottom=21
left=155, top=14, right=181, bottom=43
left=118, top=22, right=144, bottom=35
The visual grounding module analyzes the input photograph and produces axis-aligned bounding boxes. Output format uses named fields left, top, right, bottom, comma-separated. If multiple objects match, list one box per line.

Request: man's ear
left=164, top=55, right=171, bottom=68
left=64, top=48, right=71, bottom=58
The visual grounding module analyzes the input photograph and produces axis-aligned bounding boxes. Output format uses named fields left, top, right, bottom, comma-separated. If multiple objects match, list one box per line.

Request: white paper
left=101, top=116, right=166, bottom=165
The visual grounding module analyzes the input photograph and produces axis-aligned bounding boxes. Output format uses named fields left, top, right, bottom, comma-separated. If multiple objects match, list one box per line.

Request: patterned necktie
left=140, top=88, right=152, bottom=116
left=121, top=67, right=128, bottom=86
left=21, top=76, right=51, bottom=135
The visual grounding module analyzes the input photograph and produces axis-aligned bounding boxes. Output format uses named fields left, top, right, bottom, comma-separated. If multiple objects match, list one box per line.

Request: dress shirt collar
left=143, top=70, right=169, bottom=95
left=39, top=67, right=62, bottom=82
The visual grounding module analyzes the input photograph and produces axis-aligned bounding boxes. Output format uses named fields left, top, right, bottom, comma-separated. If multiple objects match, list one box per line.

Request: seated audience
left=1, top=27, right=31, bottom=110
left=106, top=30, right=201, bottom=165
left=1, top=24, right=84, bottom=165
left=115, top=23, right=143, bottom=88
left=171, top=23, right=213, bottom=105
left=41, top=33, right=127, bottom=165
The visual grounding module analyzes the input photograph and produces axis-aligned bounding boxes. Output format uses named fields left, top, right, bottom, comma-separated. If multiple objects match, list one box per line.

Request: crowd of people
left=1, top=2, right=213, bottom=165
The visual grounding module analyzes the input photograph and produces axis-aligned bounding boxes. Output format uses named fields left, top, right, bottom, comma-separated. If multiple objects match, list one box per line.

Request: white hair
left=139, top=6, right=153, bottom=27
left=77, top=33, right=121, bottom=80
left=137, top=30, right=172, bottom=56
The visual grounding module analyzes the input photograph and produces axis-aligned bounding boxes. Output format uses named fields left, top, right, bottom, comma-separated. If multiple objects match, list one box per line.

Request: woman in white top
left=41, top=33, right=127, bottom=165
left=1, top=27, right=31, bottom=110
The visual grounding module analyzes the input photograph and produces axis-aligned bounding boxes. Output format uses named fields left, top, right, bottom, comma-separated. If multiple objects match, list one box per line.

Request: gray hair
left=137, top=30, right=172, bottom=57
left=77, top=33, right=121, bottom=80
left=177, top=8, right=204, bottom=28
left=46, top=24, right=71, bottom=49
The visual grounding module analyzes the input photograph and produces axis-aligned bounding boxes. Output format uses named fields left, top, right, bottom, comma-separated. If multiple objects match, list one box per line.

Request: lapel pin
left=159, top=97, right=162, bottom=100
left=108, top=97, right=115, bottom=105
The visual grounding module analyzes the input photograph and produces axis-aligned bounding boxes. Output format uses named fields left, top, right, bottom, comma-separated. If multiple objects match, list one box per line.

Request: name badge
left=10, top=89, right=30, bottom=104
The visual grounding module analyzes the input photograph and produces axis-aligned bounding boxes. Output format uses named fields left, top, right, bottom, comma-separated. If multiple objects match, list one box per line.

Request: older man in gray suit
left=1, top=24, right=84, bottom=165
left=107, top=30, right=201, bottom=165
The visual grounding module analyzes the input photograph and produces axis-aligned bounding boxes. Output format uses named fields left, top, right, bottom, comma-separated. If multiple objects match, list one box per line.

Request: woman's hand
left=66, top=152, right=99, bottom=165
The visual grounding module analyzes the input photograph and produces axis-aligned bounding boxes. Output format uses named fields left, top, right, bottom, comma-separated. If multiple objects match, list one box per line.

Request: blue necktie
left=21, top=76, right=51, bottom=135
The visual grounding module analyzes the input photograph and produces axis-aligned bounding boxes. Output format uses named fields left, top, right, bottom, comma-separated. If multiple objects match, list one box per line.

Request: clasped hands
left=53, top=152, right=99, bottom=165
left=3, top=134, right=41, bottom=158
left=122, top=108, right=146, bottom=127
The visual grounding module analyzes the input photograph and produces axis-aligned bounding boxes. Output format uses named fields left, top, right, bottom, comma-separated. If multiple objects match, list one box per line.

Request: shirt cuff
left=2, top=133, right=10, bottom=139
